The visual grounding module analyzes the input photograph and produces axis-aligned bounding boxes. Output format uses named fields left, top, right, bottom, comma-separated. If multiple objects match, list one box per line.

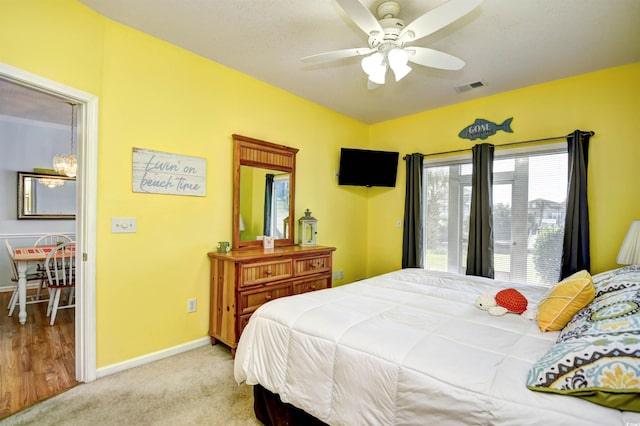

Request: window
left=423, top=144, right=567, bottom=285
left=268, top=174, right=290, bottom=239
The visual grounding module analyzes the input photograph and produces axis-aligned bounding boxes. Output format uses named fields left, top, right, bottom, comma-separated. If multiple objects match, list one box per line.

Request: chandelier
left=53, top=102, right=77, bottom=178
left=38, top=176, right=65, bottom=188
left=35, top=167, right=66, bottom=188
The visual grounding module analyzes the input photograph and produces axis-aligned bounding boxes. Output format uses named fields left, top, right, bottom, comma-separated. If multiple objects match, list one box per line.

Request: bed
left=234, top=267, right=640, bottom=425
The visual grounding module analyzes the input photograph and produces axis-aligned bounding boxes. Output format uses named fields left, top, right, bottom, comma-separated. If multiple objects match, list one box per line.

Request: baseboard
left=96, top=336, right=211, bottom=379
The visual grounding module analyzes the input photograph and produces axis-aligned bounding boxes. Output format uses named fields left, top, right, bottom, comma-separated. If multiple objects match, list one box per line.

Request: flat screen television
left=338, top=148, right=399, bottom=187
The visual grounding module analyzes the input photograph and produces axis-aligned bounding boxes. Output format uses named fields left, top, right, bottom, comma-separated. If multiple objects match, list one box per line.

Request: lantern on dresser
left=298, top=209, right=318, bottom=246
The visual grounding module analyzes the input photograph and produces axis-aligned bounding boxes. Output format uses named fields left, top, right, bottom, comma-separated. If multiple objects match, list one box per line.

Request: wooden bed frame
left=253, top=385, right=326, bottom=426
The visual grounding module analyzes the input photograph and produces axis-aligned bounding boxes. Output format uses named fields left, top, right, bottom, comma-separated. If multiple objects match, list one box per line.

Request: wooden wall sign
left=132, top=148, right=206, bottom=196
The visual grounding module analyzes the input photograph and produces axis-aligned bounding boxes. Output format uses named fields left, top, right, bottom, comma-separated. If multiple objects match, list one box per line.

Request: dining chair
left=44, top=241, right=76, bottom=325
left=34, top=233, right=74, bottom=280
left=5, top=239, right=48, bottom=316
left=34, top=233, right=74, bottom=247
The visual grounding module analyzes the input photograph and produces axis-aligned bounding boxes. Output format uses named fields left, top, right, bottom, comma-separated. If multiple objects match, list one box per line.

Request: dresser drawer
left=240, top=259, right=292, bottom=287
left=238, top=282, right=292, bottom=315
left=238, top=313, right=252, bottom=337
left=293, top=255, right=331, bottom=277
left=293, top=276, right=330, bottom=294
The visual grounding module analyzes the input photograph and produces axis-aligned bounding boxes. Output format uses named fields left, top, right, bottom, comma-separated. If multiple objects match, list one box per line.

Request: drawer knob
left=264, top=270, right=272, bottom=277
left=264, top=295, right=272, bottom=301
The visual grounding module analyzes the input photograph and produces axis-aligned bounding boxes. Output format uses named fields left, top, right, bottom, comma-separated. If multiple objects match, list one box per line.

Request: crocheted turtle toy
left=475, top=288, right=536, bottom=320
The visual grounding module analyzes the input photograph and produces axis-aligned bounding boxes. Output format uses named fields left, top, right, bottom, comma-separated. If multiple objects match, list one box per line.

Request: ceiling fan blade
left=400, top=0, right=482, bottom=43
left=336, top=0, right=383, bottom=36
left=406, top=47, right=465, bottom=70
left=301, top=47, right=373, bottom=63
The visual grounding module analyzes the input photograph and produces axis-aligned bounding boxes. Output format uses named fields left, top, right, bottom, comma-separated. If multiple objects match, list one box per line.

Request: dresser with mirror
left=207, top=134, right=335, bottom=355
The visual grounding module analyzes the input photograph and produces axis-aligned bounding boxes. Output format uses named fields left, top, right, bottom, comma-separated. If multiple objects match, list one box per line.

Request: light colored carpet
left=1, top=345, right=260, bottom=426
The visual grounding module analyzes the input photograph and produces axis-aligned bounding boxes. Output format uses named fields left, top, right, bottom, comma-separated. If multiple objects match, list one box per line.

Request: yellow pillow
left=537, top=270, right=595, bottom=332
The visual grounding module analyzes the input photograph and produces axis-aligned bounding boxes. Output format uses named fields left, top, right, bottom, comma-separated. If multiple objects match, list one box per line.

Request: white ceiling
left=0, top=79, right=73, bottom=126
left=76, top=0, right=640, bottom=124
left=3, top=0, right=640, bottom=125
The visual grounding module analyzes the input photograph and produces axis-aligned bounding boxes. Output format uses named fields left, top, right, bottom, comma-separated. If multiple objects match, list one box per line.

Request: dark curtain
left=402, top=153, right=424, bottom=268
left=466, top=143, right=495, bottom=278
left=560, top=130, right=592, bottom=279
left=263, top=174, right=274, bottom=236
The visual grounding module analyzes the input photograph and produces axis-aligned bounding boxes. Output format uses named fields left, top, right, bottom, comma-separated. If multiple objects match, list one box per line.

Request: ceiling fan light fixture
left=302, top=0, right=481, bottom=89
left=368, top=68, right=386, bottom=85
left=361, top=51, right=387, bottom=84
left=387, top=48, right=407, bottom=67
left=388, top=48, right=412, bottom=81
left=361, top=52, right=384, bottom=76
left=391, top=64, right=412, bottom=81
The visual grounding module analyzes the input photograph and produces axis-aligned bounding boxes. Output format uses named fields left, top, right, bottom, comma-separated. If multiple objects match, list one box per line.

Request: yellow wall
left=1, top=0, right=368, bottom=367
left=2, top=0, right=638, bottom=369
left=0, top=0, right=104, bottom=95
left=369, top=62, right=640, bottom=277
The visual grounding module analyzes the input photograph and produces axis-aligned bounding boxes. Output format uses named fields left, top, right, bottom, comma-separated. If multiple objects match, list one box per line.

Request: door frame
left=0, top=62, right=98, bottom=382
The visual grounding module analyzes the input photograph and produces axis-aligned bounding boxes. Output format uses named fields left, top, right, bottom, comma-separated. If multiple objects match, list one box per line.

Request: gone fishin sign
left=458, top=117, right=513, bottom=141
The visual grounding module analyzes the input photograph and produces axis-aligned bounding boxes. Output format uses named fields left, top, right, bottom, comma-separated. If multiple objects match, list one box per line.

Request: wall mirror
left=232, top=134, right=298, bottom=250
left=17, top=171, right=76, bottom=220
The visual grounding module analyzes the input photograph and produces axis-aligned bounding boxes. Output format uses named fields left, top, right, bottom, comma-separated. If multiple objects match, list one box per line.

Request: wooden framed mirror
left=232, top=134, right=298, bottom=250
left=17, top=171, right=76, bottom=220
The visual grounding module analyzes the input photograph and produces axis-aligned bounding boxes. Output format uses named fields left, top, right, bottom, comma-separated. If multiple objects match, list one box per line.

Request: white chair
left=33, top=233, right=74, bottom=280
left=5, top=239, right=48, bottom=316
left=34, top=234, right=74, bottom=247
left=44, top=241, right=76, bottom=325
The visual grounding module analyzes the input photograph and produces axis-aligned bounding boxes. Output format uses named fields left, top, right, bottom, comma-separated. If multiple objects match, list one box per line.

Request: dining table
left=13, top=244, right=76, bottom=324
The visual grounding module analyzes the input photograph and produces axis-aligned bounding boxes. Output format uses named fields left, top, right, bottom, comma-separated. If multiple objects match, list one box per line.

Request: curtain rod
left=403, top=131, right=595, bottom=159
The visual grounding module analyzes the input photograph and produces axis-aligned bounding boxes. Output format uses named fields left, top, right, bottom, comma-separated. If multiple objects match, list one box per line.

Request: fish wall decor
left=459, top=117, right=513, bottom=141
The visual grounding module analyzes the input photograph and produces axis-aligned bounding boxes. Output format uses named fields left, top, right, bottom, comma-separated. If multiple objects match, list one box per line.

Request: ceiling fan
left=302, top=0, right=482, bottom=88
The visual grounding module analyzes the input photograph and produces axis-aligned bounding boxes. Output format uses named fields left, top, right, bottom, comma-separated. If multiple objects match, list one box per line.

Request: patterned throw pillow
left=527, top=266, right=640, bottom=411
left=537, top=270, right=595, bottom=332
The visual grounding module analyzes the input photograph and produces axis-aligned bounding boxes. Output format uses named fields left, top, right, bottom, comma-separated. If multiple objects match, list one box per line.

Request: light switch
left=111, top=217, right=137, bottom=233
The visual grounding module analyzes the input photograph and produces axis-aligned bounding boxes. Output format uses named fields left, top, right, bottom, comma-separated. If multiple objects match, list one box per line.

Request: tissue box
left=263, top=236, right=274, bottom=249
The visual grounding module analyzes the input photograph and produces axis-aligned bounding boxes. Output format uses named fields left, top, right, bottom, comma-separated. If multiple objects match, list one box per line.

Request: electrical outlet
left=339, top=269, right=344, bottom=280
left=333, top=271, right=339, bottom=280
left=187, top=298, right=197, bottom=313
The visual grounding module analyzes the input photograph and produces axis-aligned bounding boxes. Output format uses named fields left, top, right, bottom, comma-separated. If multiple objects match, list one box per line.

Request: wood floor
left=0, top=289, right=77, bottom=420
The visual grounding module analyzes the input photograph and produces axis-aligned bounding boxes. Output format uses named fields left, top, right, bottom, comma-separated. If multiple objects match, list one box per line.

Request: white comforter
left=234, top=269, right=640, bottom=425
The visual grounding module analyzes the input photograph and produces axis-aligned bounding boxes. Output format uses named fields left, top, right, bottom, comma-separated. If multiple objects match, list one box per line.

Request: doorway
left=0, top=63, right=98, bottom=387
